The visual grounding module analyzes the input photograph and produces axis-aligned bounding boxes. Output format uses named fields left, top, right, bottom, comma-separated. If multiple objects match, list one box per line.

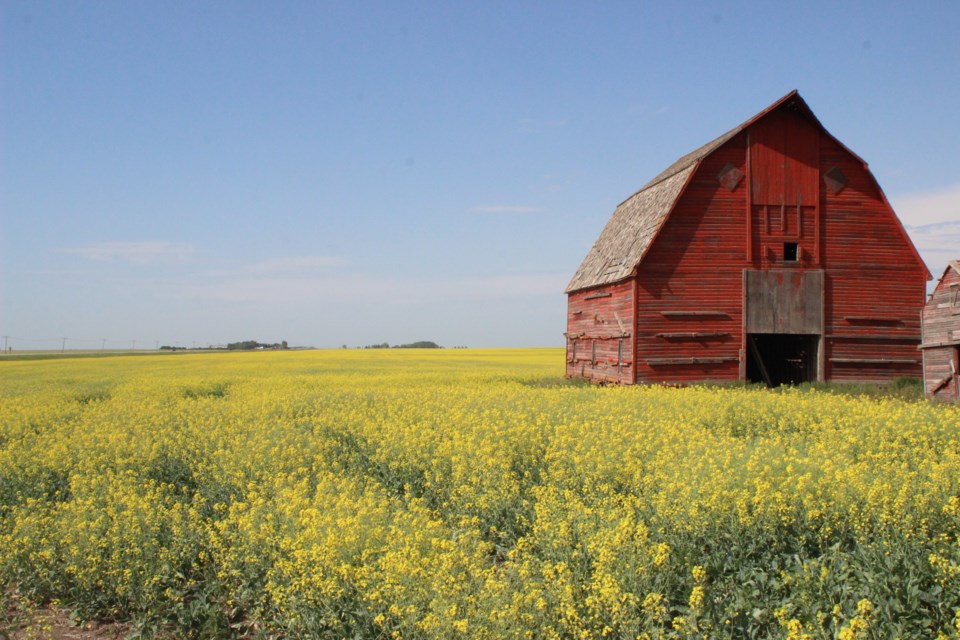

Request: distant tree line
left=226, top=340, right=289, bottom=351
left=356, top=341, right=442, bottom=349
left=161, top=341, right=290, bottom=351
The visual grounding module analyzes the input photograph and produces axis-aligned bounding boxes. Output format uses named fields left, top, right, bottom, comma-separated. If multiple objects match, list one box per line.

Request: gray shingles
left=565, top=165, right=696, bottom=293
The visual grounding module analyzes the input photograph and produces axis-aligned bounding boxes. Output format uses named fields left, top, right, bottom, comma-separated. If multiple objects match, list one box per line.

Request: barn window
left=783, top=242, right=799, bottom=262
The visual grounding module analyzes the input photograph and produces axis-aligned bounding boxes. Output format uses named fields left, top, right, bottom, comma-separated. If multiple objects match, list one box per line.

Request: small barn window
left=783, top=242, right=799, bottom=262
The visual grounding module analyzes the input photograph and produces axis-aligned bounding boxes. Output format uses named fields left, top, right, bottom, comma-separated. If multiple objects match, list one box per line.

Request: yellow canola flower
left=1, top=349, right=959, bottom=638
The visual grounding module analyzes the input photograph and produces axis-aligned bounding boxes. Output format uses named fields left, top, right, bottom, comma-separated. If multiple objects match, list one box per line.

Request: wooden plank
left=843, top=316, right=903, bottom=324
left=830, top=357, right=920, bottom=364
left=659, top=310, right=729, bottom=317
left=745, top=129, right=753, bottom=263
left=828, top=333, right=921, bottom=341
left=647, top=357, right=739, bottom=365
left=655, top=332, right=730, bottom=338
left=919, top=339, right=960, bottom=349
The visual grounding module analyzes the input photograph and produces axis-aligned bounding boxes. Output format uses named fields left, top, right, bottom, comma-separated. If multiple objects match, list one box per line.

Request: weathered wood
left=745, top=269, right=823, bottom=334
left=922, top=262, right=960, bottom=400
left=659, top=310, right=729, bottom=317
left=647, top=357, right=739, bottom=365
left=655, top=332, right=730, bottom=339
left=829, top=357, right=920, bottom=364
left=829, top=333, right=921, bottom=341
left=843, top=316, right=903, bottom=324
left=920, top=340, right=960, bottom=350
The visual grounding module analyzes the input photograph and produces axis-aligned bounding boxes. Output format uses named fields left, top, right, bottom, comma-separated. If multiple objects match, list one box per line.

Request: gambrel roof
left=565, top=91, right=821, bottom=294
left=566, top=90, right=934, bottom=294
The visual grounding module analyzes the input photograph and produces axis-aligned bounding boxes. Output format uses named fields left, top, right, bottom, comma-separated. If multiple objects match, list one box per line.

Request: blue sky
left=2, top=1, right=959, bottom=349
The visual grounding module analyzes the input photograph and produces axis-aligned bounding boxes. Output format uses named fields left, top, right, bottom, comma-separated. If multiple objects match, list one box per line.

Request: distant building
left=921, top=260, right=960, bottom=401
left=566, top=91, right=930, bottom=386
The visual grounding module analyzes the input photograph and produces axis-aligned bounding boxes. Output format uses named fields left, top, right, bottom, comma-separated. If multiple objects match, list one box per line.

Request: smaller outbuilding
left=921, top=260, right=960, bottom=401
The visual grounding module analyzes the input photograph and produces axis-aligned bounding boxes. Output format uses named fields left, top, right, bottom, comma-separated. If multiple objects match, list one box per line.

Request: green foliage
left=226, top=340, right=288, bottom=350
left=362, top=341, right=442, bottom=349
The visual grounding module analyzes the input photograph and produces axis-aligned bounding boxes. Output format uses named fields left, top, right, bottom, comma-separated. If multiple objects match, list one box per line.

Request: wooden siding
left=922, top=265, right=960, bottom=400
left=633, top=134, right=747, bottom=384
left=750, top=109, right=819, bottom=207
left=818, top=134, right=926, bottom=382
left=566, top=279, right=634, bottom=383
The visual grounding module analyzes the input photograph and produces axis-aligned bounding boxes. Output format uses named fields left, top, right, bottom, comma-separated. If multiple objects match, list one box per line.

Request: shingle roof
left=564, top=165, right=697, bottom=293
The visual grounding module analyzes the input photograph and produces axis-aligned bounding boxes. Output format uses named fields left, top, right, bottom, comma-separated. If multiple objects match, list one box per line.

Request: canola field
left=2, top=349, right=960, bottom=639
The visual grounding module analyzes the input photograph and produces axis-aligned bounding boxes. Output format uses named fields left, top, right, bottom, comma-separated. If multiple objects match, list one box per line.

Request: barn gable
left=566, top=91, right=930, bottom=386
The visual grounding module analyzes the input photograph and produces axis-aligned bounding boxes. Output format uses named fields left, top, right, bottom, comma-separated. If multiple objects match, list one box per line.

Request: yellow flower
left=691, top=565, right=707, bottom=584
left=688, top=586, right=705, bottom=610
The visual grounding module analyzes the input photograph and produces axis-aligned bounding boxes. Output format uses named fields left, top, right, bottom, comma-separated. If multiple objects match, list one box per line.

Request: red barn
left=921, top=260, right=960, bottom=401
left=565, top=91, right=930, bottom=386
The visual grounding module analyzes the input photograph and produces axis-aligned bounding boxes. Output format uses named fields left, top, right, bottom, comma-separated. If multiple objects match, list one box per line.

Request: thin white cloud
left=59, top=241, right=195, bottom=264
left=199, top=255, right=347, bottom=279
left=904, top=220, right=960, bottom=277
left=890, top=183, right=960, bottom=226
left=239, top=256, right=346, bottom=275
left=469, top=205, right=545, bottom=214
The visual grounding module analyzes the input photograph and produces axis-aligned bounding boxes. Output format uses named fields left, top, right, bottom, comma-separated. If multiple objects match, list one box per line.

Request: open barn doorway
left=746, top=334, right=819, bottom=387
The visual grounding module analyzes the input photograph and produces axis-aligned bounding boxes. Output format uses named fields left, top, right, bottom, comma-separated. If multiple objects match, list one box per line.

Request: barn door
left=744, top=269, right=824, bottom=386
left=745, top=270, right=823, bottom=334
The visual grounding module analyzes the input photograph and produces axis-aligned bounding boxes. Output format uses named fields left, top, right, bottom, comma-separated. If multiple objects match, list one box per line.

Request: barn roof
left=566, top=91, right=826, bottom=294
left=933, top=259, right=960, bottom=292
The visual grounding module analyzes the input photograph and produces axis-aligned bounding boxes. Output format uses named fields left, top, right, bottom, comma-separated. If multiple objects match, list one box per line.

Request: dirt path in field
left=3, top=599, right=131, bottom=640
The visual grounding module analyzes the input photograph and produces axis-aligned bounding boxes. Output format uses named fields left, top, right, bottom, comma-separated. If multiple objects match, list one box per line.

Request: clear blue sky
left=2, top=1, right=959, bottom=349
